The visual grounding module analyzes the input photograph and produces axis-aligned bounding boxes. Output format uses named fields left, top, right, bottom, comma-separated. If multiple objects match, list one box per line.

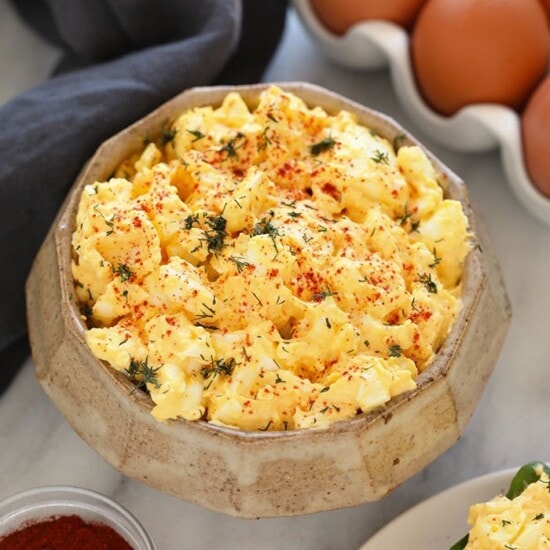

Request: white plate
left=293, top=0, right=550, bottom=227
left=360, top=467, right=517, bottom=549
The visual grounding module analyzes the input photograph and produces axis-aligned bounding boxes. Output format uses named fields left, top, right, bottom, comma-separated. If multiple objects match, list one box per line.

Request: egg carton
left=293, top=0, right=550, bottom=227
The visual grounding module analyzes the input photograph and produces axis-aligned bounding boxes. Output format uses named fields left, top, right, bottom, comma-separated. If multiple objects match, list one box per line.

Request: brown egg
left=522, top=76, right=550, bottom=198
left=309, top=0, right=428, bottom=34
left=539, top=0, right=550, bottom=21
left=411, top=0, right=549, bottom=116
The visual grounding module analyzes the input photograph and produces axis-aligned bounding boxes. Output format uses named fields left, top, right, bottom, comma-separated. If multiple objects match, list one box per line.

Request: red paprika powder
left=0, top=514, right=133, bottom=550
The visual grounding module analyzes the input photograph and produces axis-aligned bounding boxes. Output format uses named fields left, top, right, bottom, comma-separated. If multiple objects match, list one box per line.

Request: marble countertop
left=1, top=3, right=549, bottom=549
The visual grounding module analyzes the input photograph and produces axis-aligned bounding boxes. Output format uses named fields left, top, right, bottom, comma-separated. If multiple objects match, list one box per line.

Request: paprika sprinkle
left=0, top=514, right=133, bottom=550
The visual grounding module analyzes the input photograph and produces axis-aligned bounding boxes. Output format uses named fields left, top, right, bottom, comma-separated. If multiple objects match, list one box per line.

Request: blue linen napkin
left=0, top=0, right=288, bottom=395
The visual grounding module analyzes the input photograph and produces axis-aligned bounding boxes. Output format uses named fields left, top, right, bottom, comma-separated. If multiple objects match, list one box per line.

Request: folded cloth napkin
left=0, top=0, right=288, bottom=396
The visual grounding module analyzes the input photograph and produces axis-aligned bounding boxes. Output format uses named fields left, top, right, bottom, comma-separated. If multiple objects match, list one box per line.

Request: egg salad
left=464, top=470, right=550, bottom=549
left=72, top=86, right=471, bottom=431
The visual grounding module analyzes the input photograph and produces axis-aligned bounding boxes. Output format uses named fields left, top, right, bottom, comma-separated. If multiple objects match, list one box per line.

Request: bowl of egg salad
left=26, top=83, right=511, bottom=518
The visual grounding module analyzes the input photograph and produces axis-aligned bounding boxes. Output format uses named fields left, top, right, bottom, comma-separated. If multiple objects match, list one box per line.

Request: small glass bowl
left=0, top=486, right=155, bottom=549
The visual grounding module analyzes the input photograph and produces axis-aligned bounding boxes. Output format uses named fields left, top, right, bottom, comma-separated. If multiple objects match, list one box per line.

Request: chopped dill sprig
left=418, top=272, right=438, bottom=294
left=371, top=150, right=389, bottom=165
left=201, top=357, right=236, bottom=389
left=388, top=344, right=403, bottom=358
left=187, top=129, right=205, bottom=142
left=112, top=263, right=133, bottom=282
left=125, top=357, right=161, bottom=394
left=310, top=136, right=336, bottom=156
left=220, top=132, right=246, bottom=159
left=313, top=287, right=337, bottom=302
left=230, top=256, right=250, bottom=273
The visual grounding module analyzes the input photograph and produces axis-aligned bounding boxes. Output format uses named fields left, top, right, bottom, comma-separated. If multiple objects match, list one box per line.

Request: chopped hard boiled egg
left=72, top=86, right=471, bottom=431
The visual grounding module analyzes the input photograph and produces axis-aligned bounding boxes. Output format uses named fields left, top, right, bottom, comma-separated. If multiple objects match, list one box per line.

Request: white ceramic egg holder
left=293, top=0, right=550, bottom=227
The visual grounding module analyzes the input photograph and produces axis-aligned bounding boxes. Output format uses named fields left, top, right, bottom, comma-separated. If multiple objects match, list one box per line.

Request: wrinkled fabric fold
left=0, top=0, right=287, bottom=394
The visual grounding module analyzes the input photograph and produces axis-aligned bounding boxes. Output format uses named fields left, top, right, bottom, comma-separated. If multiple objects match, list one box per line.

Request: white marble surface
left=1, top=3, right=549, bottom=549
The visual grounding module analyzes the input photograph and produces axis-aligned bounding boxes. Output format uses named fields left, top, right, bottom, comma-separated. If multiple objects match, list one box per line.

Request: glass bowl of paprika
left=0, top=486, right=155, bottom=550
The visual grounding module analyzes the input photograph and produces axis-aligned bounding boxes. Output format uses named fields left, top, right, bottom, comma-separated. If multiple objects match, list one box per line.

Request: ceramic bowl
left=26, top=82, right=511, bottom=518
left=293, top=0, right=550, bottom=227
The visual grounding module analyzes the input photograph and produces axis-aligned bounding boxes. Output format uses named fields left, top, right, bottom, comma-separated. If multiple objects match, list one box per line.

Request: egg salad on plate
left=460, top=464, right=550, bottom=550
left=72, top=86, right=470, bottom=431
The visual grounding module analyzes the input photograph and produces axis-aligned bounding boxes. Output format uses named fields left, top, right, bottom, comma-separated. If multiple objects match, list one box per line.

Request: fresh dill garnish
left=194, top=322, right=219, bottom=331
left=398, top=203, right=413, bottom=226
left=125, top=357, right=161, bottom=394
left=251, top=213, right=280, bottom=252
left=205, top=213, right=227, bottom=233
left=252, top=292, right=263, bottom=306
left=267, top=113, right=278, bottom=123
left=388, top=344, right=403, bottom=358
left=310, top=136, right=336, bottom=156
left=418, top=272, right=438, bottom=294
left=251, top=214, right=279, bottom=238
left=429, top=248, right=442, bottom=268
left=195, top=302, right=216, bottom=321
left=187, top=129, right=205, bottom=142
left=258, top=127, right=272, bottom=151
left=160, top=124, right=177, bottom=145
left=288, top=211, right=302, bottom=218
left=196, top=212, right=228, bottom=254
left=320, top=386, right=330, bottom=393
left=325, top=317, right=332, bottom=329
left=183, top=213, right=199, bottom=230
left=92, top=205, right=114, bottom=235
left=411, top=220, right=420, bottom=232
left=203, top=231, right=225, bottom=253
left=370, top=150, right=389, bottom=165
left=313, top=287, right=337, bottom=302
left=242, top=347, right=251, bottom=361
left=275, top=373, right=285, bottom=384
left=259, top=420, right=273, bottom=431
left=230, top=256, right=250, bottom=273
left=220, top=132, right=246, bottom=159
left=113, top=263, right=133, bottom=282
left=201, top=357, right=236, bottom=389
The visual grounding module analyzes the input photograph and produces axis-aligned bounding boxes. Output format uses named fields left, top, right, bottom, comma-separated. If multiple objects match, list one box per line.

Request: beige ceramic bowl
left=26, top=82, right=511, bottom=518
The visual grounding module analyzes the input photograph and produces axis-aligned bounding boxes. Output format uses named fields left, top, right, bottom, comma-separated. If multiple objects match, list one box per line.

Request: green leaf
left=506, top=461, right=550, bottom=499
left=449, top=533, right=469, bottom=550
